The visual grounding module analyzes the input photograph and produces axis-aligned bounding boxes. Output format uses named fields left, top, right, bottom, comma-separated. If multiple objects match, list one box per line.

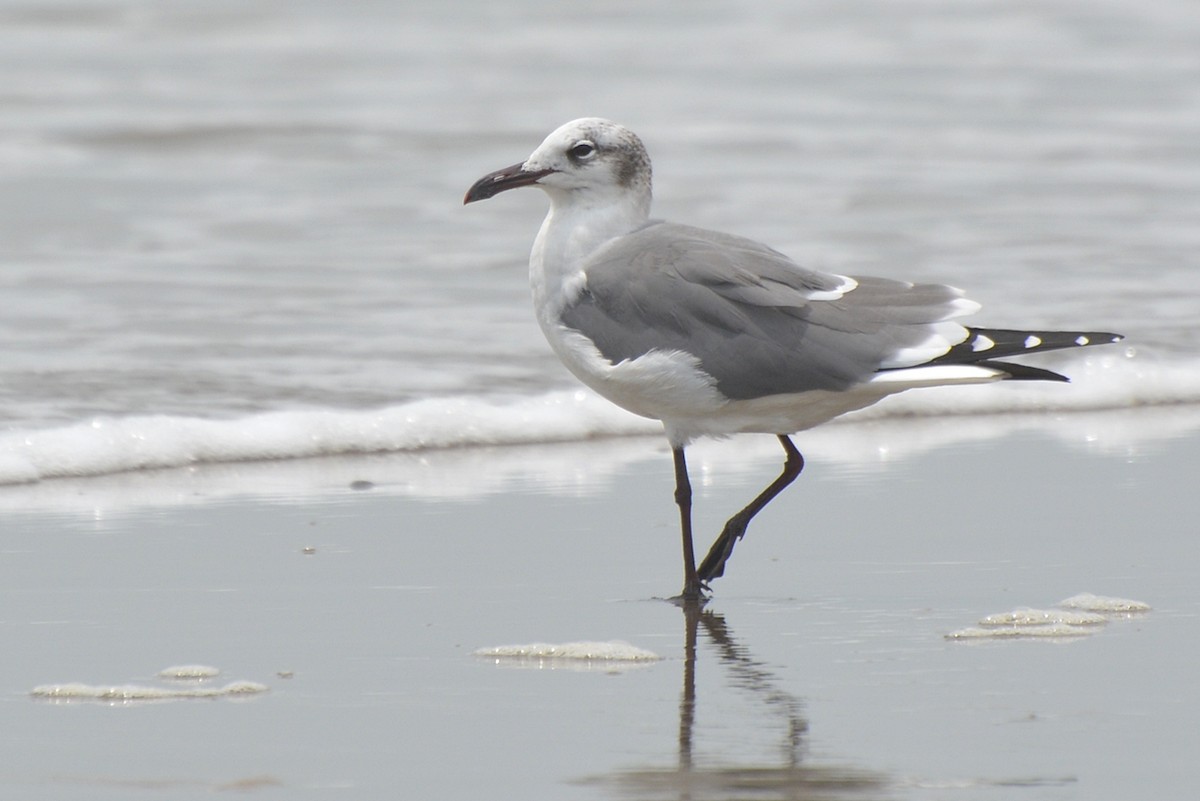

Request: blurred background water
left=0, top=0, right=1197, bottom=479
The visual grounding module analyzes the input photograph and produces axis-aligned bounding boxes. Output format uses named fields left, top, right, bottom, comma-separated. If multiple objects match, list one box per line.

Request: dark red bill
left=463, top=163, right=555, bottom=204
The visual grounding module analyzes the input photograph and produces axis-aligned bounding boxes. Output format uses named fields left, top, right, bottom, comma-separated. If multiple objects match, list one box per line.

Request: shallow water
left=2, top=412, right=1196, bottom=800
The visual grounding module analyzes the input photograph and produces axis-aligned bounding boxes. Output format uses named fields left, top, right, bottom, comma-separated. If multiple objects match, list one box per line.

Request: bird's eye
left=569, top=141, right=596, bottom=160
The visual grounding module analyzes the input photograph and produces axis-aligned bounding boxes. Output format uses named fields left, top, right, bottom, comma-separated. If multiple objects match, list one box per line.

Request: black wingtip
left=936, top=327, right=1126, bottom=367
left=1087, top=332, right=1124, bottom=346
left=977, top=360, right=1071, bottom=382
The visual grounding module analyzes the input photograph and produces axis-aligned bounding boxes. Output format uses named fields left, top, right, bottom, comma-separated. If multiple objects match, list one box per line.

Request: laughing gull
left=464, top=117, right=1122, bottom=601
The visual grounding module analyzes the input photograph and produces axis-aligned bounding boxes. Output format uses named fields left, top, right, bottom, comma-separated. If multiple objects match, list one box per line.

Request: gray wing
left=559, top=221, right=970, bottom=400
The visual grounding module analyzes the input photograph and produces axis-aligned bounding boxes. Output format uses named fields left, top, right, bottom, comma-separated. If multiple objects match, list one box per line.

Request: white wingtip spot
left=971, top=334, right=995, bottom=352
left=1024, top=335, right=1042, bottom=348
left=1075, top=335, right=1090, bottom=346
left=946, top=296, right=982, bottom=319
left=806, top=275, right=858, bottom=301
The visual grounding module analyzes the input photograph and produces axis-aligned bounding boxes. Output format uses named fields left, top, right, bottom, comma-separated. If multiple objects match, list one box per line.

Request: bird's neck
left=529, top=189, right=650, bottom=316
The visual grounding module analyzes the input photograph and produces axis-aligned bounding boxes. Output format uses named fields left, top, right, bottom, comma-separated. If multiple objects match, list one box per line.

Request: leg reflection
left=592, top=602, right=887, bottom=800
left=677, top=601, right=808, bottom=776
left=694, top=606, right=808, bottom=768
left=678, top=600, right=699, bottom=776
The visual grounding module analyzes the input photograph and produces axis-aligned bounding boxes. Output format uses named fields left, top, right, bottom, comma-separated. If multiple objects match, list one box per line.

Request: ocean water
left=2, top=0, right=1198, bottom=484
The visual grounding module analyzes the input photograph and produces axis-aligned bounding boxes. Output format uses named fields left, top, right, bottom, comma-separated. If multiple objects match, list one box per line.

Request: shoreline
left=1, top=402, right=1197, bottom=516
left=1, top=404, right=1196, bottom=799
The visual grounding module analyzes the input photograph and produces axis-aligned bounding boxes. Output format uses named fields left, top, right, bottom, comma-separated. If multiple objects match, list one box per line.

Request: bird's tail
left=928, top=327, right=1123, bottom=382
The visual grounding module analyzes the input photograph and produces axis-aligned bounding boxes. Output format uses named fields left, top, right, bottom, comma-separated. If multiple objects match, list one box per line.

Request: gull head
left=463, top=118, right=652, bottom=209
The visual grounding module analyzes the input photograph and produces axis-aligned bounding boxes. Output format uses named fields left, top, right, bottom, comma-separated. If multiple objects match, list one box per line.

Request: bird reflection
left=588, top=601, right=888, bottom=801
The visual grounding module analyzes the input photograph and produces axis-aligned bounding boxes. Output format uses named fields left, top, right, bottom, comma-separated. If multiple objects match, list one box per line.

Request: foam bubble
left=158, top=664, right=221, bottom=680
left=30, top=680, right=268, bottom=703
left=978, top=608, right=1108, bottom=627
left=947, top=593, right=1151, bottom=641
left=1058, top=593, right=1151, bottom=613
left=475, top=640, right=661, bottom=664
left=946, top=624, right=1095, bottom=640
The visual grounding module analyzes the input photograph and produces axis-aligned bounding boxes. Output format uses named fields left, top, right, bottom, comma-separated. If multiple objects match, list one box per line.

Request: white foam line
left=0, top=347, right=1194, bottom=488
left=0, top=391, right=658, bottom=486
left=978, top=608, right=1107, bottom=627
left=945, top=624, right=1095, bottom=640
left=30, top=680, right=268, bottom=703
left=157, top=664, right=222, bottom=680
left=1058, top=593, right=1151, bottom=613
left=475, top=640, right=661, bottom=662
left=947, top=592, right=1152, bottom=641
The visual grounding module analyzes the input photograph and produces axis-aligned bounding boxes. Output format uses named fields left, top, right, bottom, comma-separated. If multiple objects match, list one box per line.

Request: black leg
left=673, top=446, right=703, bottom=600
left=697, top=435, right=804, bottom=584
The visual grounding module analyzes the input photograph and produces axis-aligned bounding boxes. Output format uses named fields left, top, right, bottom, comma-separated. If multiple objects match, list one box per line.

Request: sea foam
left=30, top=663, right=268, bottom=703
left=0, top=390, right=656, bottom=486
left=946, top=593, right=1151, bottom=641
left=474, top=641, right=661, bottom=670
left=0, top=351, right=1193, bottom=487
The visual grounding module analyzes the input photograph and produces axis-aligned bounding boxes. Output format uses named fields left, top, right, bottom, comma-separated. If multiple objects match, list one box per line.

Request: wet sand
left=2, top=406, right=1197, bottom=800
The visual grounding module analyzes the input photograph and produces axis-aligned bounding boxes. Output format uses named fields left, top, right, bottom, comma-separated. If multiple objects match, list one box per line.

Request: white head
left=463, top=118, right=652, bottom=213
